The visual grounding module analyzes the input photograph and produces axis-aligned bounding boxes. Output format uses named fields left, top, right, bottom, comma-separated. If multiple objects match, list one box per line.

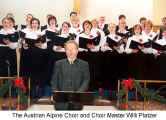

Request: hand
left=20, top=38, right=25, bottom=43
left=56, top=46, right=62, bottom=50
left=138, top=45, right=144, bottom=50
left=132, top=49, right=139, bottom=53
left=3, top=39, right=10, bottom=45
left=104, top=42, right=109, bottom=47
left=24, top=43, right=28, bottom=48
left=87, top=44, right=95, bottom=49
left=123, top=38, right=128, bottom=43
left=35, top=42, right=42, bottom=47
left=158, top=50, right=163, bottom=54
left=113, top=46, right=120, bottom=50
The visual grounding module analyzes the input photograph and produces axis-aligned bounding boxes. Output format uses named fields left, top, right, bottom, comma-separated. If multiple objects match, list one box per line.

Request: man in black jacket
left=51, top=40, right=90, bottom=110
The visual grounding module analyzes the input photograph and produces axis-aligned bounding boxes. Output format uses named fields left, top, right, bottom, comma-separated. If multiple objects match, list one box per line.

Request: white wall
left=0, top=0, right=73, bottom=26
left=153, top=0, right=166, bottom=25
left=80, top=0, right=153, bottom=27
left=0, top=0, right=155, bottom=27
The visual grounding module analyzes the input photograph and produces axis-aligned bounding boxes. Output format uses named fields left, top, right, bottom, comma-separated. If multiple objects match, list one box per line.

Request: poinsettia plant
left=14, top=77, right=28, bottom=110
left=117, top=78, right=166, bottom=110
left=0, top=77, right=28, bottom=110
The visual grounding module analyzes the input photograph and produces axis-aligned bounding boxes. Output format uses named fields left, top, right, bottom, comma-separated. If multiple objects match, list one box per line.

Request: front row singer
left=51, top=40, right=90, bottom=110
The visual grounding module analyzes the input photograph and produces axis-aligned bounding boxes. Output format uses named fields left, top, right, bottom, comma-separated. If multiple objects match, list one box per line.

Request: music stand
left=53, top=91, right=95, bottom=110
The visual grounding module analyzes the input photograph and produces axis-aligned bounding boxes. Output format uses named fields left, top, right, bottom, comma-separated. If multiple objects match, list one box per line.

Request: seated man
left=51, top=40, right=90, bottom=110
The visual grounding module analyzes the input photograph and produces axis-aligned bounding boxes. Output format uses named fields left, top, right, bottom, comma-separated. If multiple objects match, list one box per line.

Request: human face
left=2, top=19, right=9, bottom=29
left=99, top=17, right=105, bottom=24
left=49, top=19, right=56, bottom=27
left=26, top=18, right=31, bottom=27
left=162, top=30, right=166, bottom=38
left=72, top=19, right=79, bottom=28
left=27, top=14, right=33, bottom=20
left=134, top=26, right=141, bottom=35
left=119, top=21, right=126, bottom=29
left=62, top=23, right=69, bottom=33
left=109, top=24, right=116, bottom=34
left=70, top=14, right=77, bottom=21
left=31, top=20, right=39, bottom=30
left=119, top=17, right=126, bottom=23
left=144, top=24, right=152, bottom=33
left=140, top=20, right=146, bottom=26
left=9, top=20, right=14, bottom=29
left=84, top=22, right=92, bottom=33
left=65, top=43, right=78, bottom=60
left=162, top=18, right=166, bottom=26
left=92, top=21, right=98, bottom=28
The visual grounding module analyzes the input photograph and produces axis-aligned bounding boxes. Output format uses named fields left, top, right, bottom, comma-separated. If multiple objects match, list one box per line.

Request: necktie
left=99, top=24, right=102, bottom=29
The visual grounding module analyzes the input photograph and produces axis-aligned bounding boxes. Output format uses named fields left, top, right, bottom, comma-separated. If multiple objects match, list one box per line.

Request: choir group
left=0, top=12, right=166, bottom=97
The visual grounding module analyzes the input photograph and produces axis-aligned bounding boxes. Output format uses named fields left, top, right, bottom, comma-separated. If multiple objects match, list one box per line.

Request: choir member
left=142, top=20, right=157, bottom=40
left=21, top=18, right=48, bottom=98
left=139, top=17, right=147, bottom=31
left=8, top=17, right=18, bottom=30
left=98, top=16, right=109, bottom=36
left=69, top=16, right=83, bottom=37
left=116, top=20, right=132, bottom=45
left=52, top=21, right=73, bottom=61
left=41, top=14, right=58, bottom=31
left=45, top=15, right=60, bottom=45
left=152, top=27, right=166, bottom=80
left=76, top=20, right=101, bottom=52
left=91, top=19, right=105, bottom=38
left=6, top=13, right=18, bottom=30
left=125, top=24, right=151, bottom=54
left=69, top=11, right=78, bottom=26
left=21, top=13, right=33, bottom=29
left=0, top=17, right=18, bottom=76
left=116, top=14, right=132, bottom=33
left=152, top=27, right=166, bottom=56
left=157, top=17, right=166, bottom=39
left=101, top=23, right=124, bottom=53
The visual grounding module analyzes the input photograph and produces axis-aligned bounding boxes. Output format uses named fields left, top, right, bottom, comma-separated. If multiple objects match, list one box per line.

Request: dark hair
left=133, top=24, right=142, bottom=35
left=139, top=17, right=147, bottom=23
left=70, top=11, right=77, bottom=17
left=8, top=17, right=15, bottom=25
left=119, top=14, right=126, bottom=20
left=62, top=21, right=71, bottom=28
left=82, top=20, right=93, bottom=31
left=48, top=16, right=57, bottom=26
left=30, top=18, right=40, bottom=29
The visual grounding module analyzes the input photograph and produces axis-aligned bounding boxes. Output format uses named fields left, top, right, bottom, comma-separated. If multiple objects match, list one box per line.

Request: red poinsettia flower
left=77, top=29, right=81, bottom=33
left=115, top=36, right=119, bottom=40
left=149, top=34, right=153, bottom=38
left=139, top=39, right=143, bottom=43
left=19, top=105, right=24, bottom=110
left=14, top=77, right=26, bottom=91
left=89, top=35, right=94, bottom=38
left=96, top=31, right=100, bottom=35
left=37, top=34, right=41, bottom=38
left=14, top=77, right=24, bottom=87
left=121, top=104, right=126, bottom=109
left=122, top=78, right=133, bottom=90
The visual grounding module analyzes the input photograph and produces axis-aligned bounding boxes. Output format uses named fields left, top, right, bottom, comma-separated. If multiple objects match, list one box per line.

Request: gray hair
left=64, top=40, right=79, bottom=49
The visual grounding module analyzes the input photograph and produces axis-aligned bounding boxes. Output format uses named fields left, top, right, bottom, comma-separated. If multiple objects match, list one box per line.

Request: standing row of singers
left=1, top=13, right=166, bottom=56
